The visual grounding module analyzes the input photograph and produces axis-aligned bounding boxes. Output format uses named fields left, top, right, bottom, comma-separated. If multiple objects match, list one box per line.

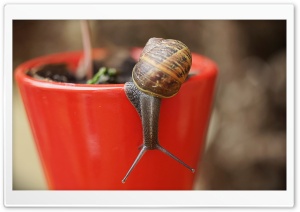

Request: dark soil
left=27, top=55, right=136, bottom=84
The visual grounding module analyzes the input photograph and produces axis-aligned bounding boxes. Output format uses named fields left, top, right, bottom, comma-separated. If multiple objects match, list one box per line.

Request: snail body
left=122, top=38, right=194, bottom=183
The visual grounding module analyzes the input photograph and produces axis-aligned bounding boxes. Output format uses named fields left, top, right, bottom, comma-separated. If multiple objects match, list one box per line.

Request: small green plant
left=87, top=67, right=117, bottom=84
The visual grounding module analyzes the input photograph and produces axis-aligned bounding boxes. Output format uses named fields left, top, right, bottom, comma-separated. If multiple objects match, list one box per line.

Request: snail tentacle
left=122, top=146, right=148, bottom=184
left=156, top=144, right=195, bottom=173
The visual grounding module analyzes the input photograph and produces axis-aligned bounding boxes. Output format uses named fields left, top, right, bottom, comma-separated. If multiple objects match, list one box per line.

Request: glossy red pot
left=15, top=48, right=217, bottom=190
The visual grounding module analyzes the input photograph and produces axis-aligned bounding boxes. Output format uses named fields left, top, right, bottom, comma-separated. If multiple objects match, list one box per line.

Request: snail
left=122, top=38, right=195, bottom=183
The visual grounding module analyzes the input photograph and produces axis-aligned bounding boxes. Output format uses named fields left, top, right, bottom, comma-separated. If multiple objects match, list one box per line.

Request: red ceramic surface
left=15, top=48, right=218, bottom=190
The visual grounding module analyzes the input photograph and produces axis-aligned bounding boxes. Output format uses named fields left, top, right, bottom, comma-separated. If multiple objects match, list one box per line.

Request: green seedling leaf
left=87, top=67, right=118, bottom=84
left=108, top=68, right=117, bottom=76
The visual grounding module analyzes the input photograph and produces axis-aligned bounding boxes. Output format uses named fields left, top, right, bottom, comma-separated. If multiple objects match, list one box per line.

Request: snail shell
left=132, top=38, right=192, bottom=98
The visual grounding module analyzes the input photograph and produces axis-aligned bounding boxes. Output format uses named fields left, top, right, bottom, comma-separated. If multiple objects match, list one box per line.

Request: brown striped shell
left=132, top=38, right=192, bottom=98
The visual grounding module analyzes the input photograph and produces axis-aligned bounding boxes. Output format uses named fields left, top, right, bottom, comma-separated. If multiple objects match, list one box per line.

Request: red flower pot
left=15, top=48, right=218, bottom=190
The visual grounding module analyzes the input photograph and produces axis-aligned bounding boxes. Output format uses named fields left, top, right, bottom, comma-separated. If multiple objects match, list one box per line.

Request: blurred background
left=13, top=20, right=286, bottom=190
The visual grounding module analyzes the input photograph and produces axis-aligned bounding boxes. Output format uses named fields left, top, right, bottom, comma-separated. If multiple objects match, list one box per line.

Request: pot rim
left=15, top=48, right=218, bottom=91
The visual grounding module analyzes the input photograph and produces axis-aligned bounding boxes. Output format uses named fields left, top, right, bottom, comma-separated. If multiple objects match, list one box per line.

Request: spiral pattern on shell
left=132, top=38, right=192, bottom=98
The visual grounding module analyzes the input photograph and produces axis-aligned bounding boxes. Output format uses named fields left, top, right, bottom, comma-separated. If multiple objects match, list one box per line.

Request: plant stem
left=76, top=20, right=93, bottom=80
